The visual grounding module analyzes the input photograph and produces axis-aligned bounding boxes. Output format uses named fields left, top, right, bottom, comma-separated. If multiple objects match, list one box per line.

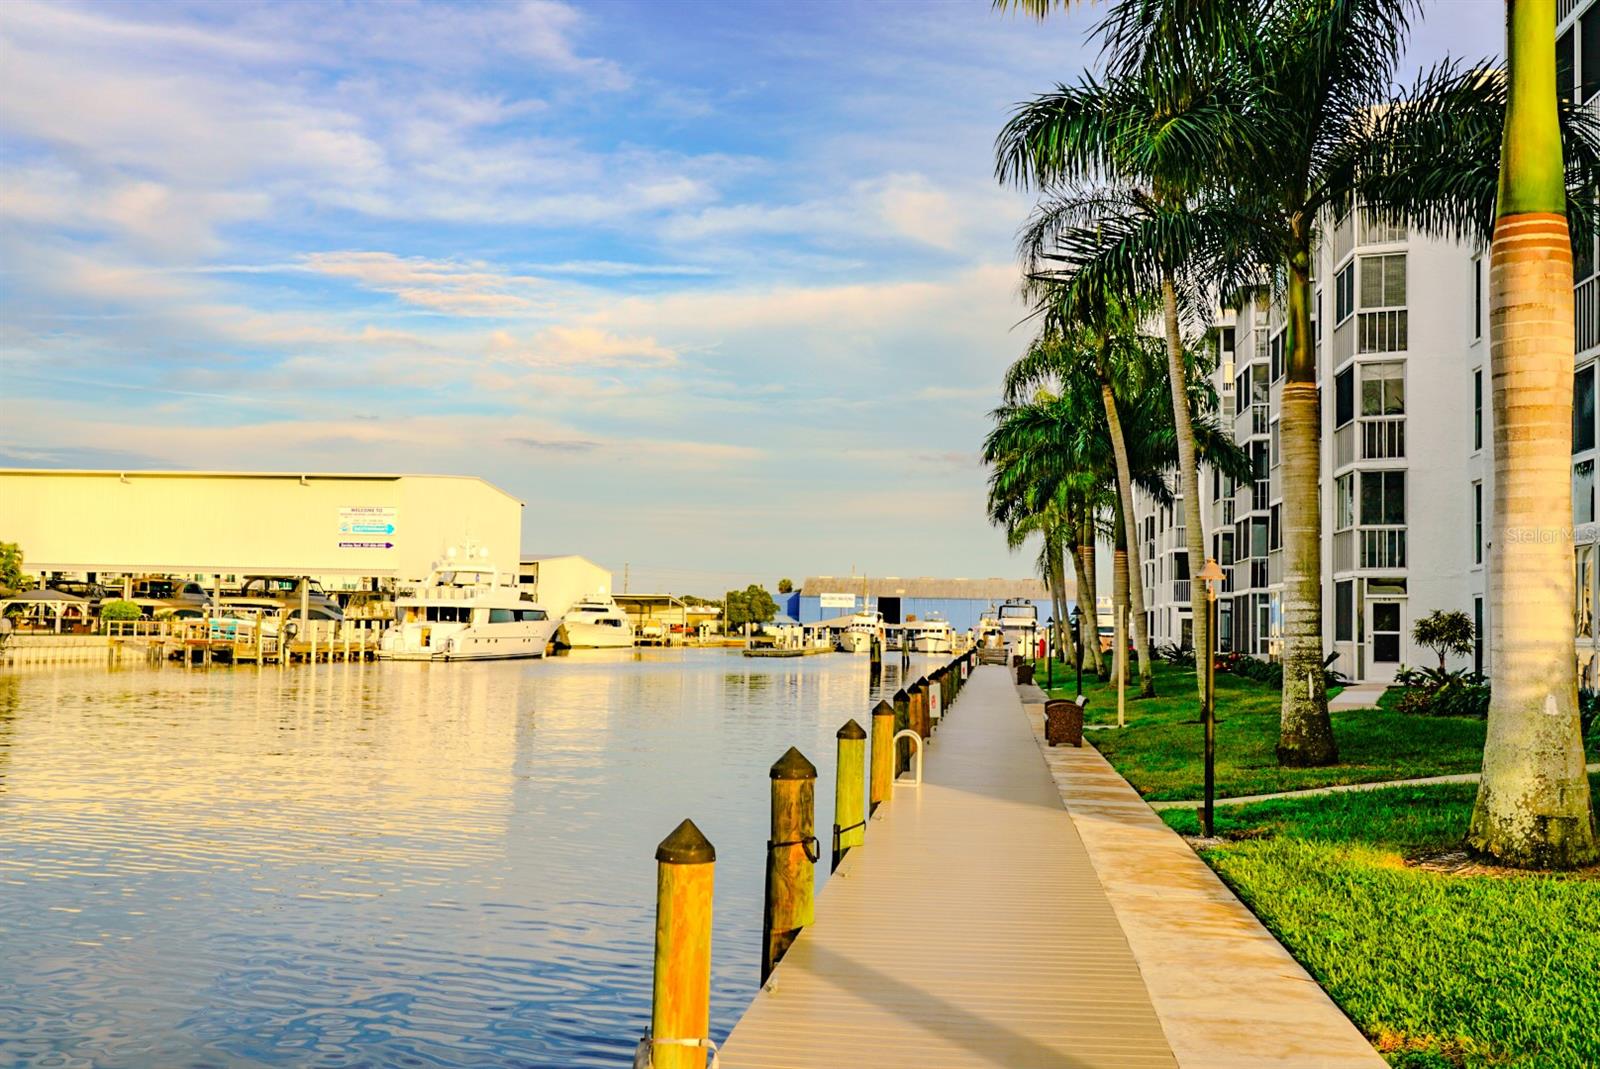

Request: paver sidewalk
left=1029, top=722, right=1386, bottom=1069
left=719, top=665, right=1177, bottom=1068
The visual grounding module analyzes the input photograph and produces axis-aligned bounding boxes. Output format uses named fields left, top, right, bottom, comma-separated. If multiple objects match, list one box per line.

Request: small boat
left=838, top=610, right=884, bottom=654
left=379, top=549, right=559, bottom=661
left=997, top=598, right=1040, bottom=656
left=559, top=594, right=635, bottom=648
left=976, top=605, right=1005, bottom=650
left=906, top=614, right=955, bottom=654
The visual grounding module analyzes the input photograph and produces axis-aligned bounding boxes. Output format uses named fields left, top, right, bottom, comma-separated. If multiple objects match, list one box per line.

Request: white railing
left=1358, top=309, right=1408, bottom=353
left=1361, top=416, right=1406, bottom=459
left=1335, top=422, right=1356, bottom=468
left=1358, top=211, right=1406, bottom=245
left=1172, top=580, right=1192, bottom=604
left=1360, top=526, right=1407, bottom=568
left=1334, top=530, right=1355, bottom=572
left=1578, top=276, right=1598, bottom=355
left=1331, top=214, right=1355, bottom=263
left=1252, top=403, right=1270, bottom=435
left=1268, top=550, right=1282, bottom=586
left=1333, top=318, right=1354, bottom=364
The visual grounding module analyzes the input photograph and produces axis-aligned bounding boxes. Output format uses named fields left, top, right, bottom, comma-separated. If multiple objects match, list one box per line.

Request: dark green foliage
left=1161, top=776, right=1600, bottom=1069
left=1391, top=667, right=1492, bottom=719
left=1153, top=641, right=1194, bottom=667
left=97, top=599, right=141, bottom=622
left=724, top=585, right=778, bottom=628
left=1410, top=610, right=1474, bottom=671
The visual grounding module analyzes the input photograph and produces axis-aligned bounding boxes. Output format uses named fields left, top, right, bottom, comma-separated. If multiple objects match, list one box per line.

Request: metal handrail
left=892, top=730, right=924, bottom=787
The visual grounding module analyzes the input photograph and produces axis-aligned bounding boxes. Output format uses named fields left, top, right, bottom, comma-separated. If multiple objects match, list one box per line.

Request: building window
left=1269, top=504, right=1282, bottom=552
left=1335, top=262, right=1355, bottom=323
left=1575, top=460, right=1595, bottom=525
left=1360, top=254, right=1407, bottom=309
left=1270, top=332, right=1284, bottom=382
left=1559, top=25, right=1576, bottom=102
left=1473, top=482, right=1483, bottom=565
left=1270, top=420, right=1281, bottom=468
left=1313, top=288, right=1322, bottom=345
left=1252, top=517, right=1269, bottom=559
left=1473, top=596, right=1484, bottom=675
left=1361, top=361, right=1405, bottom=416
left=1336, top=473, right=1356, bottom=530
left=1584, top=9, right=1600, bottom=103
left=1335, top=366, right=1355, bottom=427
left=1578, top=545, right=1595, bottom=640
left=1472, top=257, right=1483, bottom=340
left=1575, top=365, right=1596, bottom=454
left=1335, top=580, right=1354, bottom=642
left=1361, top=470, right=1406, bottom=525
left=1473, top=368, right=1483, bottom=451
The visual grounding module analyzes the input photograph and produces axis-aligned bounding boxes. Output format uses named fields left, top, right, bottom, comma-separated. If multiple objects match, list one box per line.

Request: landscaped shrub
left=98, top=599, right=141, bottom=622
left=1392, top=666, right=1491, bottom=718
left=1153, top=641, right=1194, bottom=667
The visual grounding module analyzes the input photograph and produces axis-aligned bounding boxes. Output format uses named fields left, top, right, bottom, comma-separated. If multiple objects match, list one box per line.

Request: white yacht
left=838, top=610, right=884, bottom=654
left=977, top=605, right=1006, bottom=650
left=997, top=598, right=1040, bottom=656
left=559, top=594, right=635, bottom=648
left=906, top=614, right=955, bottom=654
left=379, top=550, right=560, bottom=661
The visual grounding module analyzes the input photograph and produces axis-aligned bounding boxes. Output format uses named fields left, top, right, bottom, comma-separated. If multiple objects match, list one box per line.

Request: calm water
left=0, top=648, right=943, bottom=1067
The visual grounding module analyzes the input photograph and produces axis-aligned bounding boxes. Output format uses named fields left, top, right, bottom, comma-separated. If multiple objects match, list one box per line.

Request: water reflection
left=0, top=648, right=948, bottom=1067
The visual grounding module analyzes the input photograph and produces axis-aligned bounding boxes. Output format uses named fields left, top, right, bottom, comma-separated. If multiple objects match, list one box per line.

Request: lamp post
left=1069, top=605, right=1083, bottom=698
left=1045, top=615, right=1053, bottom=691
left=1197, top=558, right=1226, bottom=837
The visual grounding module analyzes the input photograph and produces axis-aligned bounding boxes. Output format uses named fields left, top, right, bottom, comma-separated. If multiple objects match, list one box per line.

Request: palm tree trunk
left=1073, top=513, right=1105, bottom=677
left=1049, top=530, right=1072, bottom=671
left=1112, top=506, right=1130, bottom=690
left=1097, top=367, right=1156, bottom=698
left=1469, top=0, right=1598, bottom=868
left=1277, top=247, right=1338, bottom=765
left=1162, top=271, right=1209, bottom=697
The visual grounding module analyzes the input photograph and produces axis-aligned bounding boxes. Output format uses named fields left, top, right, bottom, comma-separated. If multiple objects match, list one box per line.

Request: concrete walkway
left=1030, top=721, right=1386, bottom=1069
left=719, top=665, right=1177, bottom=1068
left=1327, top=683, right=1389, bottom=711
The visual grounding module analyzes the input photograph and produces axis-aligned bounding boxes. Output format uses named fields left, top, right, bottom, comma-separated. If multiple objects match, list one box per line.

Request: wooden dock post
left=649, top=819, right=716, bottom=1069
left=869, top=700, right=894, bottom=814
left=892, top=688, right=911, bottom=775
left=927, top=668, right=943, bottom=730
left=832, top=720, right=866, bottom=871
left=762, top=746, right=816, bottom=983
left=911, top=677, right=930, bottom=743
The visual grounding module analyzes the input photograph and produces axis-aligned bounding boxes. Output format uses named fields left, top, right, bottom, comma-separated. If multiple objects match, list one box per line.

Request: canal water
left=0, top=648, right=947, bottom=1067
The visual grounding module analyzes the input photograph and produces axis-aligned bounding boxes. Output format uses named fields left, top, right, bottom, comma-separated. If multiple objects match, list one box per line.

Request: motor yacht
left=997, top=598, right=1040, bottom=656
left=838, top=609, right=884, bottom=654
left=559, top=593, right=635, bottom=648
left=906, top=614, right=955, bottom=654
left=379, top=549, right=559, bottom=661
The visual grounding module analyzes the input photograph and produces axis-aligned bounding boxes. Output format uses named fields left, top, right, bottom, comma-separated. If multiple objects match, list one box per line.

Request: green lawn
left=1160, top=778, right=1600, bottom=1069
left=1031, top=659, right=1522, bottom=800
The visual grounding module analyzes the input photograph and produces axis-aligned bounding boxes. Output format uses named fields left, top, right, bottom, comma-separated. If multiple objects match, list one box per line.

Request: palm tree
left=997, top=63, right=1250, bottom=699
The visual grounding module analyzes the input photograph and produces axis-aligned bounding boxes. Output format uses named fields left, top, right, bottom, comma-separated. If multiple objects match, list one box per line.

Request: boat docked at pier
left=379, top=548, right=559, bottom=661
left=838, top=610, right=884, bottom=654
left=905, top=614, right=955, bottom=654
left=558, top=594, right=635, bottom=648
left=997, top=597, right=1039, bottom=655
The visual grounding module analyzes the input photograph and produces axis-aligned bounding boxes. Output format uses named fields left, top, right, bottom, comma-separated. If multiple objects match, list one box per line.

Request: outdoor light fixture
left=1069, top=604, right=1083, bottom=698
left=1197, top=558, right=1225, bottom=837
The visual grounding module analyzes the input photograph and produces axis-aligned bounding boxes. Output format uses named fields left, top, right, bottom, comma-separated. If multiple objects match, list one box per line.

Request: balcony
left=1334, top=529, right=1354, bottom=571
left=1359, top=526, right=1407, bottom=568
left=1172, top=579, right=1192, bottom=604
left=1358, top=309, right=1408, bottom=353
left=1335, top=422, right=1355, bottom=468
left=1579, top=276, right=1598, bottom=356
left=1360, top=416, right=1405, bottom=460
left=1252, top=403, right=1269, bottom=436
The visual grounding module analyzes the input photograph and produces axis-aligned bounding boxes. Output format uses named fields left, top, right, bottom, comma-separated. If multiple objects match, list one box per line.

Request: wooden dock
left=718, top=665, right=1178, bottom=1068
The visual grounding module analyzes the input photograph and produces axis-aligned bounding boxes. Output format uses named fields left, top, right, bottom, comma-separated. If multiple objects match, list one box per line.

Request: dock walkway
left=719, top=665, right=1178, bottom=1069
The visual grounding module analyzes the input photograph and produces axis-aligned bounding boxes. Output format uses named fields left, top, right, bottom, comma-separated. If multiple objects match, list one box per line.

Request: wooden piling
left=762, top=746, right=816, bottom=983
left=911, top=677, right=930, bottom=742
left=651, top=819, right=716, bottom=1069
left=832, top=720, right=866, bottom=871
left=892, top=687, right=911, bottom=775
left=869, top=700, right=894, bottom=814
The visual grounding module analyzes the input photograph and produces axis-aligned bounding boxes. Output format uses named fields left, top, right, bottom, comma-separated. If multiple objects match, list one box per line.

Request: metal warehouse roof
left=800, top=576, right=1058, bottom=600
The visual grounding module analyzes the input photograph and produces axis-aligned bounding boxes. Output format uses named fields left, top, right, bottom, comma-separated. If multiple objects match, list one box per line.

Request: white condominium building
left=1139, top=0, right=1600, bottom=683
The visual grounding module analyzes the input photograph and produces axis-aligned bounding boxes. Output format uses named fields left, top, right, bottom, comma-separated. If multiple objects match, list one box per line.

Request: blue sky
left=1, top=0, right=1501, bottom=595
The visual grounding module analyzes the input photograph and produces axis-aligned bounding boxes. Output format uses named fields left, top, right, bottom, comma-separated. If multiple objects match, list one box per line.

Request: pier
left=643, top=660, right=1385, bottom=1069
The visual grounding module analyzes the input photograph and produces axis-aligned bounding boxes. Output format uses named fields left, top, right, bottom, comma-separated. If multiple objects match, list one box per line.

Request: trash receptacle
left=1045, top=697, right=1086, bottom=747
left=1015, top=662, right=1035, bottom=686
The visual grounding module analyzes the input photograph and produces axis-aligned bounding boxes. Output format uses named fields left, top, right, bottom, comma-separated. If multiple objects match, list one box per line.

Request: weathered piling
left=762, top=747, right=817, bottom=983
left=832, top=720, right=867, bottom=871
left=927, top=668, right=943, bottom=729
left=911, top=677, right=930, bottom=742
left=650, top=819, right=716, bottom=1069
left=892, top=688, right=911, bottom=775
left=869, top=700, right=894, bottom=813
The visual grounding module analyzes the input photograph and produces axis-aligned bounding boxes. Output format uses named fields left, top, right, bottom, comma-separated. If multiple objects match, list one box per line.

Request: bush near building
left=98, top=600, right=141, bottom=622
